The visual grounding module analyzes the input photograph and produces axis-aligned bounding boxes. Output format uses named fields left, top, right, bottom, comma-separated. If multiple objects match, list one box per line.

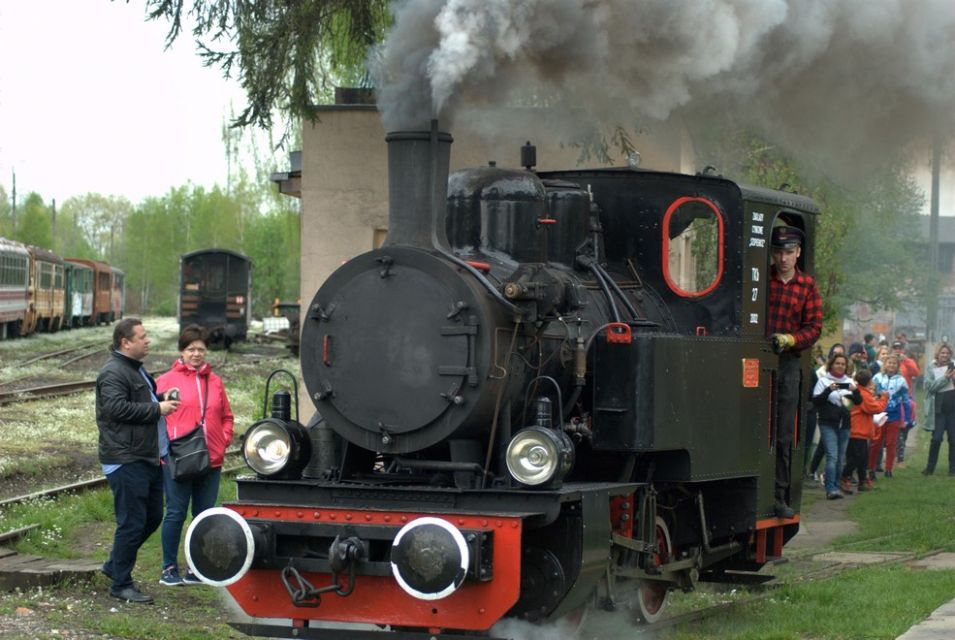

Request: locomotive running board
left=229, top=623, right=509, bottom=640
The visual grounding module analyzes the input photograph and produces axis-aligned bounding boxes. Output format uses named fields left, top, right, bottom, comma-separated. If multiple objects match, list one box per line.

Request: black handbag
left=167, top=380, right=211, bottom=481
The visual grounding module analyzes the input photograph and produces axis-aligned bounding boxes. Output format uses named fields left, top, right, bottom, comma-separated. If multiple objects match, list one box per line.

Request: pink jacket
left=157, top=360, right=234, bottom=467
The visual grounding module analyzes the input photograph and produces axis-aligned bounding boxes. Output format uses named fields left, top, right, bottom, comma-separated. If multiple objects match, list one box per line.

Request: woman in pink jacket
left=156, top=324, right=234, bottom=586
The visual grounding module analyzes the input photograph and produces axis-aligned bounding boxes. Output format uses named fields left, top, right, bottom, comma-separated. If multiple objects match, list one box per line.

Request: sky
left=2, top=1, right=950, bottom=217
left=0, top=1, right=253, bottom=205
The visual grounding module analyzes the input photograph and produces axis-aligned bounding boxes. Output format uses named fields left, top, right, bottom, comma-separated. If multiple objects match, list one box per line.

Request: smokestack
left=383, top=121, right=453, bottom=250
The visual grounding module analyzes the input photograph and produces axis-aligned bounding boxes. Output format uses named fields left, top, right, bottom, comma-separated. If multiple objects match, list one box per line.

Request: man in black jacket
left=97, top=318, right=179, bottom=604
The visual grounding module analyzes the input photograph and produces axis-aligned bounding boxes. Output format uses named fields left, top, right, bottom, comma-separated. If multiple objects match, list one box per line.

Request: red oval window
left=662, top=197, right=724, bottom=298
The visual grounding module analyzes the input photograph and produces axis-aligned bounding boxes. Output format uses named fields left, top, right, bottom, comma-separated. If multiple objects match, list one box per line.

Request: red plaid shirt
left=767, top=267, right=822, bottom=352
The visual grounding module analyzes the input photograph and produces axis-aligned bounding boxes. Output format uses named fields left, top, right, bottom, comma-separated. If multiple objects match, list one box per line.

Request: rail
left=17, top=342, right=102, bottom=367
left=0, top=448, right=243, bottom=509
left=0, top=379, right=97, bottom=405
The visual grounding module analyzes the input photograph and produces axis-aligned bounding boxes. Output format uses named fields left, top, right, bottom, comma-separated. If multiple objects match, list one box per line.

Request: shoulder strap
left=200, top=378, right=209, bottom=426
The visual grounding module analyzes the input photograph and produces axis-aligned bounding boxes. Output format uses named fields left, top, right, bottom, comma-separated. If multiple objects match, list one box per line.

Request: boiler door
left=301, top=247, right=492, bottom=453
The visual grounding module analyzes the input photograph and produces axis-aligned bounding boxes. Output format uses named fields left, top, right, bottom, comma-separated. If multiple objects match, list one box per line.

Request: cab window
left=662, top=197, right=724, bottom=297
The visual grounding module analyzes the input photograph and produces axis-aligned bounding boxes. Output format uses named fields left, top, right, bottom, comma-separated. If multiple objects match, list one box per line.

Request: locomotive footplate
left=233, top=477, right=641, bottom=528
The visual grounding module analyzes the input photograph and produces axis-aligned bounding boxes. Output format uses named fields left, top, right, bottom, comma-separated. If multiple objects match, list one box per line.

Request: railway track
left=15, top=342, right=103, bottom=368
left=0, top=351, right=278, bottom=405
left=1, top=343, right=107, bottom=392
left=0, top=366, right=191, bottom=405
left=0, top=379, right=97, bottom=405
left=0, top=448, right=245, bottom=509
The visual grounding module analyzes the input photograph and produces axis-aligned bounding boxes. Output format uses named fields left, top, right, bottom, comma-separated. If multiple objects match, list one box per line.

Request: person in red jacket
left=155, top=324, right=234, bottom=586
left=892, top=341, right=921, bottom=392
left=841, top=368, right=888, bottom=493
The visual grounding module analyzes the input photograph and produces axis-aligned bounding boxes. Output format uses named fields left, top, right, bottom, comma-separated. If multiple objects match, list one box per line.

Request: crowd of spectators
left=803, top=333, right=955, bottom=497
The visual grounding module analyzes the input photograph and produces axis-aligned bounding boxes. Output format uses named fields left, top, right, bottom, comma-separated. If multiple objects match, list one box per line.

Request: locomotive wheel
left=632, top=516, right=672, bottom=624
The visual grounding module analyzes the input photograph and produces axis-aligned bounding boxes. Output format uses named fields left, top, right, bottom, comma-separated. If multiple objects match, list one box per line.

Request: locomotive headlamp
left=505, top=426, right=575, bottom=487
left=243, top=418, right=310, bottom=478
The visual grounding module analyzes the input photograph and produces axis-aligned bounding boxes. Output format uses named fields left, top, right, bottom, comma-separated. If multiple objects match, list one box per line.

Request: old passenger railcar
left=65, top=261, right=94, bottom=328
left=110, top=266, right=125, bottom=322
left=0, top=237, right=30, bottom=339
left=26, top=246, right=65, bottom=333
left=65, top=259, right=112, bottom=325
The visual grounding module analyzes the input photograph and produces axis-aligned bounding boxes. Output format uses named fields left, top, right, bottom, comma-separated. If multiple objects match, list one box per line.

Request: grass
left=659, top=426, right=955, bottom=640
left=664, top=567, right=955, bottom=640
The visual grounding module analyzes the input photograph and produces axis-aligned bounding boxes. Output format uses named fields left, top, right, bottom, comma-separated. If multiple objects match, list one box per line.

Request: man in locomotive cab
left=767, top=224, right=822, bottom=518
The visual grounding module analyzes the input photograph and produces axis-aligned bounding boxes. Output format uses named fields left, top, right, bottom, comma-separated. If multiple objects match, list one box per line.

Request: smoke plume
left=372, top=0, right=955, bottom=172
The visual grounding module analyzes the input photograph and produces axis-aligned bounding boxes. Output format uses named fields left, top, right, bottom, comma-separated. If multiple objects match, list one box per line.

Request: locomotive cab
left=187, top=126, right=821, bottom=637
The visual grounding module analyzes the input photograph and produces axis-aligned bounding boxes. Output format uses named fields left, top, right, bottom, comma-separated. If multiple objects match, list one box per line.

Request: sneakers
left=839, top=478, right=855, bottom=494
left=181, top=570, right=203, bottom=585
left=110, top=585, right=154, bottom=604
left=884, top=470, right=893, bottom=478
left=826, top=492, right=843, bottom=500
left=160, top=566, right=184, bottom=586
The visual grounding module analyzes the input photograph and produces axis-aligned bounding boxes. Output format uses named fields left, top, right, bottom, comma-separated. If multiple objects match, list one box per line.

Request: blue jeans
left=161, top=464, right=222, bottom=569
left=105, top=461, right=164, bottom=590
left=819, top=423, right=850, bottom=495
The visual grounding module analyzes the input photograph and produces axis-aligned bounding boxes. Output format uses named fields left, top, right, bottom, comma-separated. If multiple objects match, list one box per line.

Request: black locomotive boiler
left=185, top=125, right=819, bottom=638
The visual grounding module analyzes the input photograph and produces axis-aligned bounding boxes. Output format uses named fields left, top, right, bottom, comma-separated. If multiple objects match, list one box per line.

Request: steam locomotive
left=185, top=124, right=819, bottom=638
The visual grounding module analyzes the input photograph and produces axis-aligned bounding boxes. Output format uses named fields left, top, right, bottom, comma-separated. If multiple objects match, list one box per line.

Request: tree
left=141, top=0, right=390, bottom=134
left=15, top=193, right=53, bottom=249
left=0, top=185, right=12, bottom=237
left=61, top=194, right=135, bottom=261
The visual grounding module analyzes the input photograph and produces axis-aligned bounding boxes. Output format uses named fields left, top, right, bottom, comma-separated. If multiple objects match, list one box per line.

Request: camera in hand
left=948, top=362, right=954, bottom=372
left=835, top=382, right=852, bottom=390
left=168, top=389, right=180, bottom=401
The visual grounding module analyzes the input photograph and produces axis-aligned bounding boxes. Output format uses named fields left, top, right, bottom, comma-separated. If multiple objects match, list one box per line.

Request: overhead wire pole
left=927, top=133, right=941, bottom=344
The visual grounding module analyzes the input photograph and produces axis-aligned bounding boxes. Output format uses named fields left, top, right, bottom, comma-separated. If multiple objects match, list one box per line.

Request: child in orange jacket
left=842, top=368, right=889, bottom=492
